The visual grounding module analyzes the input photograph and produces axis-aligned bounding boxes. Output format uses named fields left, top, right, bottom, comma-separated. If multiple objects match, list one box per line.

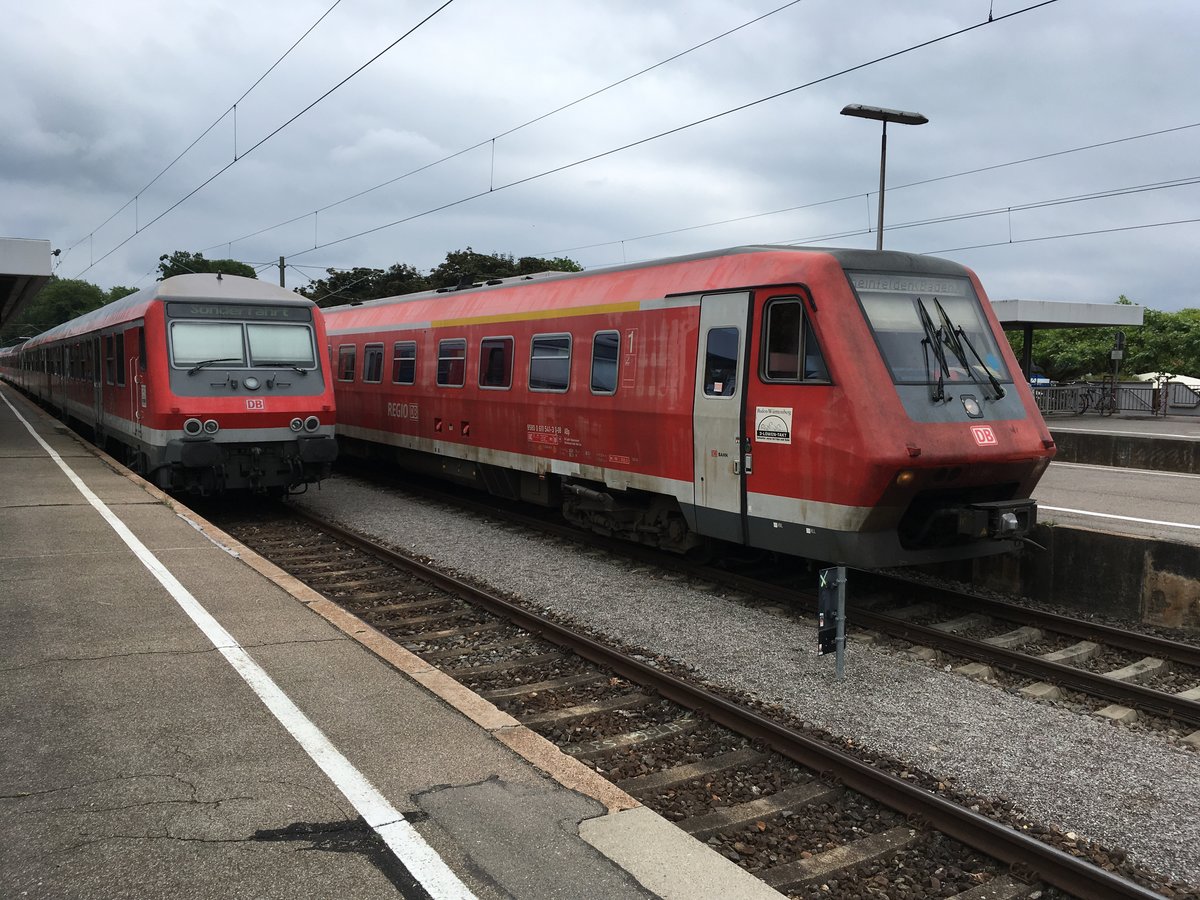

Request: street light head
left=840, top=104, right=928, bottom=126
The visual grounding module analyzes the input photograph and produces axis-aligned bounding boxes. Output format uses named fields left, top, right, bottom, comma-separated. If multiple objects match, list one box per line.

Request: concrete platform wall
left=925, top=525, right=1200, bottom=633
left=1052, top=430, right=1200, bottom=474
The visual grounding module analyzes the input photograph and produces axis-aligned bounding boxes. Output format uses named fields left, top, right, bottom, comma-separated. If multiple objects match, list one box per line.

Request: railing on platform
left=1032, top=380, right=1200, bottom=417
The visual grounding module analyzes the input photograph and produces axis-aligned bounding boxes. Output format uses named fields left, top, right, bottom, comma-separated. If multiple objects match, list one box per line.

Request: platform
left=0, top=382, right=780, bottom=900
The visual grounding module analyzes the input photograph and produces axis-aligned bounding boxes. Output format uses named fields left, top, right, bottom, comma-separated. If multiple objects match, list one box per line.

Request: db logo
left=970, top=425, right=997, bottom=446
left=245, top=398, right=266, bottom=410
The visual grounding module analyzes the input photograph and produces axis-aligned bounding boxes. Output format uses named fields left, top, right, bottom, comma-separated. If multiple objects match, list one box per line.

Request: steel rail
left=290, top=507, right=1164, bottom=900
left=851, top=570, right=1200, bottom=669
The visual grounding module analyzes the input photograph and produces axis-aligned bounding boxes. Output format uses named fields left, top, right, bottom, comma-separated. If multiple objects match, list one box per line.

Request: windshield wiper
left=187, top=357, right=241, bottom=375
left=915, top=297, right=948, bottom=402
left=255, top=361, right=308, bottom=375
left=933, top=299, right=1006, bottom=400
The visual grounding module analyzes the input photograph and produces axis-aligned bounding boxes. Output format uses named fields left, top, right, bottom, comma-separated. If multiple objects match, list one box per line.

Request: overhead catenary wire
left=61, top=0, right=346, bottom=268
left=535, top=121, right=1200, bottom=258
left=281, top=0, right=1062, bottom=262
left=205, top=0, right=811, bottom=253
left=72, top=0, right=457, bottom=279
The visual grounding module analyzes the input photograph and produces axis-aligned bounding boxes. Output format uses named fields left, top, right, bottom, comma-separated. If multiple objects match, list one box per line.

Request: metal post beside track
left=818, top=565, right=847, bottom=680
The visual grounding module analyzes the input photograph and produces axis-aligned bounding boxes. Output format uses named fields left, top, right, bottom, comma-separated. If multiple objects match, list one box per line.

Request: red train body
left=0, top=274, right=337, bottom=494
left=322, top=246, right=1054, bottom=567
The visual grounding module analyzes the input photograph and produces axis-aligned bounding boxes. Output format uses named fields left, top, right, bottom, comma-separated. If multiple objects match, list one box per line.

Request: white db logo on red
left=245, top=398, right=266, bottom=410
left=971, top=425, right=997, bottom=446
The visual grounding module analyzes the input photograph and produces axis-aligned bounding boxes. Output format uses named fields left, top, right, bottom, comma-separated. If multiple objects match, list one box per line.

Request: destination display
left=166, top=302, right=311, bottom=322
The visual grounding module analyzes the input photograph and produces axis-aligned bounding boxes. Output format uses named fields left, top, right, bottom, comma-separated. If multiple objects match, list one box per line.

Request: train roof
left=322, top=245, right=975, bottom=323
left=23, top=274, right=313, bottom=348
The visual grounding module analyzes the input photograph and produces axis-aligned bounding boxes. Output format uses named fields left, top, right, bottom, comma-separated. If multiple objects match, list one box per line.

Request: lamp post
left=840, top=104, right=928, bottom=250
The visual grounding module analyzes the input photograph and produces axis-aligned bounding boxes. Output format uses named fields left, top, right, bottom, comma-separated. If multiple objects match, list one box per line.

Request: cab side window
left=703, top=327, right=739, bottom=397
left=762, top=297, right=829, bottom=383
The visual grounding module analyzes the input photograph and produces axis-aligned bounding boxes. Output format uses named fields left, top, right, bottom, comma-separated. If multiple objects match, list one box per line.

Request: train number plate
left=245, top=398, right=266, bottom=410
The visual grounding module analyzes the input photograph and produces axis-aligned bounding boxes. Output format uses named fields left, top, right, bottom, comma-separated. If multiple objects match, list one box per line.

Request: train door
left=91, top=337, right=103, bottom=430
left=692, top=291, right=752, bottom=543
left=129, top=327, right=144, bottom=441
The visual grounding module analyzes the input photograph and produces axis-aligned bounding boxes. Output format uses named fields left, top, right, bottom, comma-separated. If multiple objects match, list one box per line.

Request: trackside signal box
left=817, top=566, right=847, bottom=680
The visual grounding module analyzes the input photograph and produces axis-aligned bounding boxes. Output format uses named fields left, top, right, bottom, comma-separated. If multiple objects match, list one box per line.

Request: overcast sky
left=3, top=0, right=1198, bottom=311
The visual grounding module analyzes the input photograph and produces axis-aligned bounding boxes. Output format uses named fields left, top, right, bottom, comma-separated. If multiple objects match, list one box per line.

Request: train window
left=437, top=339, right=467, bottom=387
left=703, top=327, right=739, bottom=397
left=104, top=335, right=115, bottom=384
left=362, top=344, right=384, bottom=383
left=247, top=324, right=316, bottom=368
left=848, top=271, right=1011, bottom=385
left=590, top=331, right=619, bottom=394
left=529, top=334, right=571, bottom=392
left=479, top=337, right=513, bottom=389
left=170, top=322, right=246, bottom=368
left=762, top=297, right=829, bottom=383
left=115, top=332, right=126, bottom=386
left=392, top=341, right=416, bottom=384
left=337, top=345, right=357, bottom=382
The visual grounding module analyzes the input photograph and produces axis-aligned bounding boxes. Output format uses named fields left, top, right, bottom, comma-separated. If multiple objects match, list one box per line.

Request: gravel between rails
left=293, top=476, right=1200, bottom=888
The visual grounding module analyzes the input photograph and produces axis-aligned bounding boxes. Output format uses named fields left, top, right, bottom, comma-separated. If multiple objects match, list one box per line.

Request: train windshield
left=170, top=322, right=246, bottom=367
left=247, top=324, right=316, bottom=367
left=847, top=271, right=1011, bottom=386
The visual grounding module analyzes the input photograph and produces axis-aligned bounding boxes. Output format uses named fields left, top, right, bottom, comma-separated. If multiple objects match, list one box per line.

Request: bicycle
left=1075, top=382, right=1119, bottom=416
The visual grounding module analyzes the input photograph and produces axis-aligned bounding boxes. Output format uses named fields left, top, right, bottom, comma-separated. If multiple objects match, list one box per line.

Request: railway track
left=319, top=462, right=1200, bottom=738
left=211, top=501, right=1182, bottom=900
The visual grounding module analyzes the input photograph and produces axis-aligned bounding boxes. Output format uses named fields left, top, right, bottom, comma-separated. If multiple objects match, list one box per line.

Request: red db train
left=0, top=274, right=337, bottom=494
left=323, top=246, right=1054, bottom=567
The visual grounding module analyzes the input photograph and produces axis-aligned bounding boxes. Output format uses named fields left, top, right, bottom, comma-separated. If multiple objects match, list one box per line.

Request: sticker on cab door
left=755, top=407, right=793, bottom=445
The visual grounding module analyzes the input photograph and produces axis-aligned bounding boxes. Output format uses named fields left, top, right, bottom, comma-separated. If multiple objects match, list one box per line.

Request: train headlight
left=895, top=469, right=916, bottom=487
left=243, top=376, right=261, bottom=390
left=183, top=418, right=203, bottom=436
left=203, top=419, right=220, bottom=435
left=961, top=396, right=983, bottom=418
left=304, top=415, right=321, bottom=432
left=290, top=417, right=304, bottom=432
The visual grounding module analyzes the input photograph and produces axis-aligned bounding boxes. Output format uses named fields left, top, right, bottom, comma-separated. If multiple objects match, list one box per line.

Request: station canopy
left=1, top=238, right=53, bottom=337
left=990, top=298, right=1144, bottom=379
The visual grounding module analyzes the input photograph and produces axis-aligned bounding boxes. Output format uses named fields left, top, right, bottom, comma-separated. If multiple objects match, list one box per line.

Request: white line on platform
left=1049, top=461, right=1200, bottom=480
left=1040, top=505, right=1200, bottom=531
left=1051, top=427, right=1197, bottom=440
left=3, top=392, right=477, bottom=900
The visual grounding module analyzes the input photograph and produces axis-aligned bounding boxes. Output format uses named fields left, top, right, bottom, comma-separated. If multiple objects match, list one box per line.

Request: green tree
left=0, top=276, right=106, bottom=344
left=427, top=248, right=581, bottom=289
left=296, top=264, right=430, bottom=307
left=108, top=285, right=139, bottom=302
left=157, top=251, right=257, bottom=280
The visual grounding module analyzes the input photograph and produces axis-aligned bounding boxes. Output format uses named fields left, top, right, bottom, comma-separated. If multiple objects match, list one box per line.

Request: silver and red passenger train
left=0, top=273, right=337, bottom=494
left=322, top=245, right=1055, bottom=568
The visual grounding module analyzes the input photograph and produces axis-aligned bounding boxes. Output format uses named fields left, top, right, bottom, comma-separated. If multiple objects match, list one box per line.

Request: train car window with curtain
left=703, top=327, right=739, bottom=396
left=479, top=337, right=513, bottom=389
left=362, top=343, right=384, bottom=383
left=530, top=334, right=571, bottom=392
left=590, top=330, right=619, bottom=394
left=392, top=341, right=416, bottom=384
left=337, top=345, right=357, bottom=382
left=115, top=332, right=126, bottom=386
left=762, top=297, right=829, bottom=382
left=437, top=339, right=467, bottom=387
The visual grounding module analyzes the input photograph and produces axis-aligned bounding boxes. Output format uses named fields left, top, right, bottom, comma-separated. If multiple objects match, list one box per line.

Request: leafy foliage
left=157, top=251, right=257, bottom=280
left=1, top=277, right=109, bottom=344
left=1006, top=296, right=1200, bottom=380
left=296, top=248, right=583, bottom=306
